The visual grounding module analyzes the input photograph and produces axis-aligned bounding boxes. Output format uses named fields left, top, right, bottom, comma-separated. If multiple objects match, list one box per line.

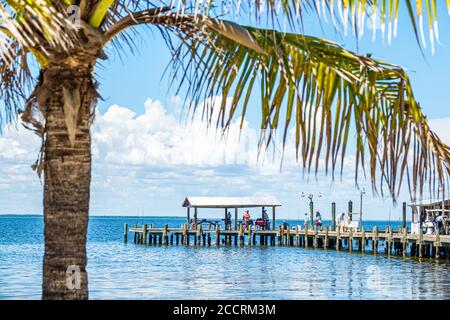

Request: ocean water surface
left=0, top=215, right=449, bottom=299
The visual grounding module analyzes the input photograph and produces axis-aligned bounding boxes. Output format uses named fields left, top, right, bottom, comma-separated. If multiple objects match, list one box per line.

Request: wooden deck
left=124, top=223, right=450, bottom=260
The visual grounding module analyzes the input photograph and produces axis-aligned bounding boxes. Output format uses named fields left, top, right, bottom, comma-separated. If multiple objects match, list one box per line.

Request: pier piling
left=331, top=202, right=336, bottom=231
left=123, top=224, right=128, bottom=242
left=215, top=225, right=220, bottom=246
left=163, top=224, right=168, bottom=245
left=142, top=224, right=148, bottom=245
left=361, top=227, right=365, bottom=252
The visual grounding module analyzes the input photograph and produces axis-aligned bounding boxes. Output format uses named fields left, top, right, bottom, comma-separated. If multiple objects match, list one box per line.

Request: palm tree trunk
left=41, top=67, right=96, bottom=299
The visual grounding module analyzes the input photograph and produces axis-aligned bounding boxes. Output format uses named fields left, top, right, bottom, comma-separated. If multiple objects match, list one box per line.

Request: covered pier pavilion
left=182, top=196, right=281, bottom=230
left=408, top=198, right=450, bottom=234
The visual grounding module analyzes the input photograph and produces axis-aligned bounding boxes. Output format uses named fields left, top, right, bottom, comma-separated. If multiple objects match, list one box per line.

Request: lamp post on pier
left=359, top=188, right=365, bottom=231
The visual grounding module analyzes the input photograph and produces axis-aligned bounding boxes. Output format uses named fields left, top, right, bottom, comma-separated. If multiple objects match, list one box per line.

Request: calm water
left=0, top=215, right=449, bottom=300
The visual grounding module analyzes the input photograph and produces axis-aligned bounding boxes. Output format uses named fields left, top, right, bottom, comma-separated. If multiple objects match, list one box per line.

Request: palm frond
left=147, top=14, right=450, bottom=200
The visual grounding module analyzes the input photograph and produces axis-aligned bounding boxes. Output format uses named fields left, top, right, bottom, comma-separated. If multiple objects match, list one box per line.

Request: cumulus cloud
left=92, top=97, right=266, bottom=169
left=1, top=98, right=448, bottom=218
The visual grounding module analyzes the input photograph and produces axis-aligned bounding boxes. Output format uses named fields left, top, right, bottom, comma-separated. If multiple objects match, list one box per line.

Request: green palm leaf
left=144, top=13, right=450, bottom=200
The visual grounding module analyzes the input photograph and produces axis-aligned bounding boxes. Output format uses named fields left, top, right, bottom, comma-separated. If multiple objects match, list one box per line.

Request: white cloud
left=1, top=98, right=448, bottom=219
left=92, top=97, right=259, bottom=168
left=0, top=123, right=40, bottom=161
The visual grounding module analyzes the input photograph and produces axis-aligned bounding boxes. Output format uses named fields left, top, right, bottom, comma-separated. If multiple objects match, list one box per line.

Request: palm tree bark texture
left=35, top=25, right=103, bottom=299
left=42, top=68, right=92, bottom=299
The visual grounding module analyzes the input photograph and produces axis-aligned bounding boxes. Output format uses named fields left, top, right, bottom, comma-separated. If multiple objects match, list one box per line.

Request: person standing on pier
left=315, top=211, right=323, bottom=231
left=303, top=213, right=310, bottom=230
left=262, top=209, right=270, bottom=230
left=243, top=210, right=252, bottom=231
left=225, top=211, right=232, bottom=230
left=337, top=212, right=346, bottom=232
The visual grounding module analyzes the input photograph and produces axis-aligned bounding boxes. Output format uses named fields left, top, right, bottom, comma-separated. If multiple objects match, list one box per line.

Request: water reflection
left=0, top=216, right=449, bottom=299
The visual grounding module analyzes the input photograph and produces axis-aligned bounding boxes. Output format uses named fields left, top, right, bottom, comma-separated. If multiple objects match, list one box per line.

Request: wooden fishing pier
left=123, top=196, right=450, bottom=260
left=124, top=223, right=450, bottom=260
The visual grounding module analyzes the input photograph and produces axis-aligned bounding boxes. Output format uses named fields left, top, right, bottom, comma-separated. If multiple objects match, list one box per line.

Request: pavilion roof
left=408, top=198, right=450, bottom=207
left=182, top=196, right=281, bottom=208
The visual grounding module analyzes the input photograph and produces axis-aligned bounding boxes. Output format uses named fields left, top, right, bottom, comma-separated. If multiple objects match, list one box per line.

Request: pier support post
left=123, top=224, right=128, bottom=243
left=163, top=224, right=168, bottom=245
left=336, top=227, right=340, bottom=251
left=418, top=229, right=423, bottom=258
left=349, top=228, right=353, bottom=252
left=215, top=225, right=220, bottom=246
left=142, top=224, right=148, bottom=245
left=286, top=226, right=290, bottom=247
left=331, top=202, right=336, bottom=231
left=313, top=229, right=318, bottom=248
left=133, top=223, right=138, bottom=243
left=296, top=228, right=300, bottom=247
left=176, top=233, right=179, bottom=245
left=324, top=226, right=329, bottom=249
left=434, top=232, right=441, bottom=259
left=196, top=224, right=201, bottom=246
left=272, top=206, right=276, bottom=231
left=361, top=227, right=365, bottom=252
left=239, top=224, right=244, bottom=246
left=194, top=207, right=198, bottom=229
left=187, top=208, right=190, bottom=230
left=402, top=227, right=408, bottom=257
left=387, top=226, right=392, bottom=255
left=277, top=226, right=282, bottom=246
left=402, top=202, right=407, bottom=229
left=182, top=224, right=186, bottom=245
left=348, top=201, right=353, bottom=222
left=247, top=227, right=252, bottom=246
left=373, top=226, right=379, bottom=254
left=305, top=227, right=309, bottom=248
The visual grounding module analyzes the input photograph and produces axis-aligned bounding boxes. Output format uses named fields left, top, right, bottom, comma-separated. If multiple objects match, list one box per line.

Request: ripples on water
left=0, top=216, right=449, bottom=299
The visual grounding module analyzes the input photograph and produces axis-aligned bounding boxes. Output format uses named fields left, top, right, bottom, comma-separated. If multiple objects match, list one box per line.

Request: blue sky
left=1, top=3, right=450, bottom=220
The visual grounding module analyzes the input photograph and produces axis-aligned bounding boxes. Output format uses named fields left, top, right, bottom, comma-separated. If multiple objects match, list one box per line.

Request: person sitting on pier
left=243, top=210, right=253, bottom=231
left=315, top=211, right=323, bottom=231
